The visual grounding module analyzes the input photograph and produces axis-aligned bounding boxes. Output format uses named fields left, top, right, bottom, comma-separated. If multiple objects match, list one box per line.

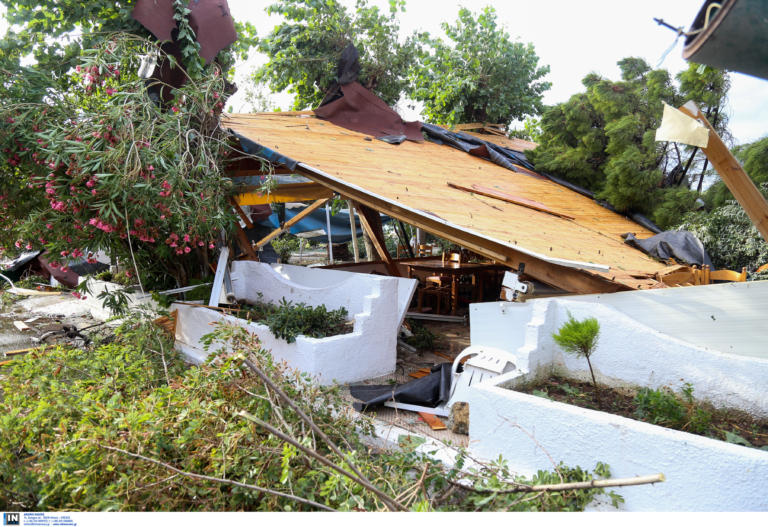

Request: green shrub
left=552, top=313, right=600, bottom=387
left=633, top=383, right=711, bottom=434
left=403, top=320, right=436, bottom=351
left=241, top=297, right=350, bottom=343
left=0, top=318, right=621, bottom=512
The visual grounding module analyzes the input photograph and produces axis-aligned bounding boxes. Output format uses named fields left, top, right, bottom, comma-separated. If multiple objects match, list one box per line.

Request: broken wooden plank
left=418, top=412, right=447, bottom=431
left=447, top=182, right=575, bottom=220
left=679, top=102, right=768, bottom=243
left=230, top=197, right=255, bottom=229
left=4, top=347, right=38, bottom=356
left=253, top=197, right=329, bottom=249
left=13, top=321, right=31, bottom=332
left=234, top=225, right=259, bottom=260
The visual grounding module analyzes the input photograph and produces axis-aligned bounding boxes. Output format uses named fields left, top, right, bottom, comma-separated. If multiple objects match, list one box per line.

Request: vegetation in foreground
left=0, top=317, right=622, bottom=512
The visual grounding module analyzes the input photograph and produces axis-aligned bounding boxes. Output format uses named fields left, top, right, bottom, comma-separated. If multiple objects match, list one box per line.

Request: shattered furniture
left=174, top=262, right=417, bottom=385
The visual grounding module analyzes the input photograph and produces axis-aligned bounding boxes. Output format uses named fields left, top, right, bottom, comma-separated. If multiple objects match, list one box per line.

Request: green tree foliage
left=529, top=59, right=730, bottom=228
left=552, top=313, right=600, bottom=388
left=706, top=136, right=768, bottom=208
left=677, top=183, right=768, bottom=273
left=254, top=0, right=421, bottom=109
left=411, top=6, right=550, bottom=126
left=0, top=319, right=620, bottom=511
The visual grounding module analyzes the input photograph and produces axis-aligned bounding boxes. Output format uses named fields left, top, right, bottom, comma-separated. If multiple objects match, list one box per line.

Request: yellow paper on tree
left=655, top=102, right=709, bottom=148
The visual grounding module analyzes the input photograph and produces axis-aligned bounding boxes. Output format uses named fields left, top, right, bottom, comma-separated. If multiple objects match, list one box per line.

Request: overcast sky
left=1, top=1, right=766, bottom=144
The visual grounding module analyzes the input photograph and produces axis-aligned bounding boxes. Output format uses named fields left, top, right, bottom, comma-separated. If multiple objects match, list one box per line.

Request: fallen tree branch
left=238, top=410, right=404, bottom=512
left=240, top=357, right=407, bottom=512
left=451, top=473, right=665, bottom=495
left=98, top=443, right=336, bottom=512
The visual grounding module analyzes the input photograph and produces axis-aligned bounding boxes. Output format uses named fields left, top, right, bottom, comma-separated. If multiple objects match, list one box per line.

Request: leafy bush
left=0, top=318, right=621, bottom=511
left=677, top=183, right=768, bottom=273
left=241, top=296, right=350, bottom=343
left=633, top=384, right=711, bottom=434
left=552, top=313, right=600, bottom=387
left=403, top=319, right=436, bottom=351
left=270, top=235, right=300, bottom=263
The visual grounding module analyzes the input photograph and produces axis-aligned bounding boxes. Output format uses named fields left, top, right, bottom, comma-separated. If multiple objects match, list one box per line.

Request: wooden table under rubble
left=403, top=261, right=507, bottom=315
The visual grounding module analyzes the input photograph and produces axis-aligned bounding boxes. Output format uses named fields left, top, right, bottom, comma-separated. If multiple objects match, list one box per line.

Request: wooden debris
left=408, top=367, right=430, bottom=379
left=418, top=412, right=447, bottom=431
left=153, top=310, right=178, bottom=337
left=4, top=347, right=38, bottom=356
left=13, top=321, right=31, bottom=332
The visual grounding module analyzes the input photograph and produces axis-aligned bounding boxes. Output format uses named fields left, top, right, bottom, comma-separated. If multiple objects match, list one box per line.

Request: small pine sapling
left=553, top=313, right=601, bottom=389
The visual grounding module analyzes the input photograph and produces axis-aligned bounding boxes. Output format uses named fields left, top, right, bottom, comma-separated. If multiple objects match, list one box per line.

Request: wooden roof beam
left=293, top=164, right=635, bottom=294
left=679, top=102, right=768, bottom=243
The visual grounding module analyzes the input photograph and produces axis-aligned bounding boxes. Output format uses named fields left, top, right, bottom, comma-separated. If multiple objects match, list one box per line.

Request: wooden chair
left=703, top=265, right=747, bottom=284
left=426, top=252, right=460, bottom=288
left=417, top=244, right=434, bottom=257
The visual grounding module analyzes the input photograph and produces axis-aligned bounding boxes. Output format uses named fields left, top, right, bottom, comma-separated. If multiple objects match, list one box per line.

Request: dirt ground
left=345, top=320, right=471, bottom=447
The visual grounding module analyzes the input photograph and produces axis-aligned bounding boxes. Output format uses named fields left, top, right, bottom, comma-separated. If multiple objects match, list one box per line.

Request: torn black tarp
left=623, top=231, right=713, bottom=268
left=350, top=363, right=452, bottom=411
left=421, top=123, right=536, bottom=172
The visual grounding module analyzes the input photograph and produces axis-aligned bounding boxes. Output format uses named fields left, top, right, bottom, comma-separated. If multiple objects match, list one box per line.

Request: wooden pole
left=352, top=202, right=401, bottom=277
left=679, top=101, right=768, bottom=243
left=253, top=198, right=329, bottom=249
left=348, top=200, right=360, bottom=263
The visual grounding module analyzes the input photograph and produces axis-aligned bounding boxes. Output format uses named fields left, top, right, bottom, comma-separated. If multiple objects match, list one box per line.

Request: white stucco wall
left=469, top=298, right=768, bottom=418
left=467, top=374, right=768, bottom=511
left=462, top=292, right=768, bottom=511
left=174, top=263, right=417, bottom=385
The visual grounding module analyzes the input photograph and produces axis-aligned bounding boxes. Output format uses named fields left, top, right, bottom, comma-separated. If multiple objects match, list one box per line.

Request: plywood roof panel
left=223, top=113, right=668, bottom=287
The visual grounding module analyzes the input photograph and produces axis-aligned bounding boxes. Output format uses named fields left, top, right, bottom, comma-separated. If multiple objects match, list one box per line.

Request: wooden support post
left=353, top=202, right=401, bottom=277
left=679, top=102, right=768, bottom=243
left=348, top=200, right=360, bottom=263
left=229, top=198, right=254, bottom=229
left=253, top=198, right=329, bottom=250
left=234, top=225, right=259, bottom=260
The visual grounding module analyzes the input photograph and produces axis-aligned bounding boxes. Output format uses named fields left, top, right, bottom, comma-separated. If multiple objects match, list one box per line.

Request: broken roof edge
left=295, top=161, right=611, bottom=274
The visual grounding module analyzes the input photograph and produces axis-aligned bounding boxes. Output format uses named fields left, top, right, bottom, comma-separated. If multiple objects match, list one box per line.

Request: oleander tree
left=0, top=1, right=256, bottom=288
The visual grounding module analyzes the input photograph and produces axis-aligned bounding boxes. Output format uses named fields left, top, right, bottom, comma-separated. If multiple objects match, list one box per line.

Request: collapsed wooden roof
left=222, top=112, right=669, bottom=293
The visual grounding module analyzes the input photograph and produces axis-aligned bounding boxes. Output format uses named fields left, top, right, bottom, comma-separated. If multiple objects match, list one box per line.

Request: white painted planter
left=461, top=284, right=768, bottom=511
left=174, top=262, right=417, bottom=385
left=468, top=374, right=768, bottom=511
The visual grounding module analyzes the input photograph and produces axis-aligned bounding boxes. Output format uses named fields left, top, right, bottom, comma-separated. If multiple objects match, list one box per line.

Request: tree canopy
left=253, top=2, right=550, bottom=126
left=410, top=6, right=550, bottom=126
left=528, top=59, right=730, bottom=229
left=253, top=0, right=421, bottom=109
